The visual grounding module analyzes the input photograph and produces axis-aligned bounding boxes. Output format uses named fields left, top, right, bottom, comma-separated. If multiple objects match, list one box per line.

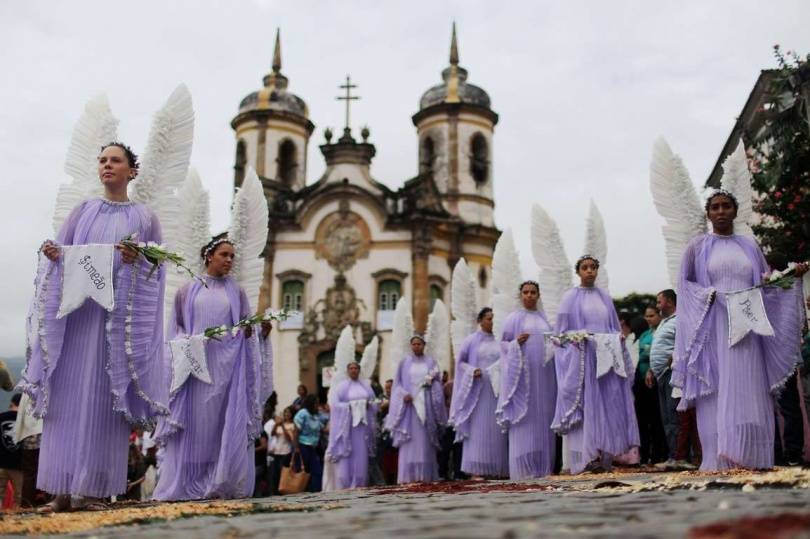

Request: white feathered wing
left=387, top=297, right=414, bottom=381
left=129, top=84, right=195, bottom=255
left=164, top=168, right=211, bottom=323
left=450, top=258, right=478, bottom=361
left=720, top=140, right=755, bottom=236
left=54, top=94, right=119, bottom=233
left=583, top=200, right=609, bottom=291
left=328, top=325, right=356, bottom=403
left=359, top=336, right=379, bottom=381
left=649, top=137, right=707, bottom=288
left=229, top=167, right=269, bottom=313
left=530, top=203, right=573, bottom=326
left=425, top=299, right=451, bottom=374
left=491, top=228, right=523, bottom=340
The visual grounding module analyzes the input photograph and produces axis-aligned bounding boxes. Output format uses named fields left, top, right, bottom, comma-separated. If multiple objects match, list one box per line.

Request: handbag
left=279, top=449, right=310, bottom=494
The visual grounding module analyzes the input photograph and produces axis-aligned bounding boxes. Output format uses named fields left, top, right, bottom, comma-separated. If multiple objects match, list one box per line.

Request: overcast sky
left=1, top=1, right=808, bottom=357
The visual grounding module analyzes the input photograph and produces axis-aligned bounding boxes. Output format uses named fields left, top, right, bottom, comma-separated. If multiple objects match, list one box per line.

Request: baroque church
left=231, top=26, right=501, bottom=404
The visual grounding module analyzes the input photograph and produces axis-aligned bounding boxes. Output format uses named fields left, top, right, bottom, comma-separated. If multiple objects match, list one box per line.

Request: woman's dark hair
left=476, top=307, right=493, bottom=322
left=282, top=406, right=295, bottom=419
left=575, top=255, right=600, bottom=272
left=101, top=142, right=140, bottom=172
left=519, top=280, right=540, bottom=293
left=704, top=189, right=739, bottom=213
left=644, top=303, right=659, bottom=314
left=302, top=394, right=319, bottom=414
left=617, top=311, right=633, bottom=325
left=200, top=237, right=234, bottom=265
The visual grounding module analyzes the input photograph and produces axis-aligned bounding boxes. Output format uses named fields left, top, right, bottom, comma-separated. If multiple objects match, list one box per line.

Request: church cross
left=337, top=75, right=360, bottom=130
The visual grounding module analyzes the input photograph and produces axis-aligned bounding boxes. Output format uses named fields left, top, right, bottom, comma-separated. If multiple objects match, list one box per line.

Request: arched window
left=234, top=139, right=247, bottom=187
left=470, top=133, right=489, bottom=184
left=277, top=139, right=297, bottom=186
left=478, top=265, right=488, bottom=289
left=429, top=284, right=443, bottom=309
left=282, top=279, right=304, bottom=311
left=420, top=136, right=435, bottom=174
left=378, top=280, right=401, bottom=312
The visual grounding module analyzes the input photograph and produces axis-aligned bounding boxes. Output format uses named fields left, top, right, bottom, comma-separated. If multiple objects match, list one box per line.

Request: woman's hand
left=403, top=393, right=413, bottom=404
left=793, top=262, right=809, bottom=277
left=243, top=325, right=253, bottom=338
left=473, top=368, right=482, bottom=379
left=261, top=321, right=273, bottom=339
left=116, top=242, right=138, bottom=264
left=517, top=333, right=530, bottom=345
left=645, top=370, right=655, bottom=389
left=41, top=241, right=60, bottom=262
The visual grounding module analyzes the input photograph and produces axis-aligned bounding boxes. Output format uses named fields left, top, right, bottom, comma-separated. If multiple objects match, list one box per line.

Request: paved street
left=2, top=468, right=810, bottom=538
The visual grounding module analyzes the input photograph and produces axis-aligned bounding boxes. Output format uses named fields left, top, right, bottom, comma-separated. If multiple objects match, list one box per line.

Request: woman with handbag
left=270, top=407, right=296, bottom=494
left=292, top=394, right=326, bottom=492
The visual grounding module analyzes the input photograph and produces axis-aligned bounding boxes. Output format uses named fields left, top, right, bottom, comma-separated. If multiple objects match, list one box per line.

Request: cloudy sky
left=0, top=1, right=807, bottom=357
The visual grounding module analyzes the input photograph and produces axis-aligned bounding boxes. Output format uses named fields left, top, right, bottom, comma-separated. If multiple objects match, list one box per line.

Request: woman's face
left=520, top=284, right=539, bottom=310
left=283, top=408, right=292, bottom=421
left=707, top=195, right=737, bottom=233
left=347, top=362, right=360, bottom=380
left=206, top=243, right=235, bottom=277
left=97, top=146, right=133, bottom=191
left=577, top=259, right=598, bottom=287
left=644, top=307, right=661, bottom=328
left=479, top=311, right=494, bottom=333
left=410, top=338, right=425, bottom=355
left=297, top=385, right=307, bottom=397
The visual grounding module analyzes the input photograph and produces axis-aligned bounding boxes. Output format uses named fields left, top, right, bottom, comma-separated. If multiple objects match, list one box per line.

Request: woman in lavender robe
left=326, top=362, right=378, bottom=489
left=153, top=238, right=272, bottom=500
left=22, top=143, right=169, bottom=512
left=450, top=308, right=508, bottom=478
left=496, top=282, right=558, bottom=479
left=551, top=257, right=640, bottom=473
left=385, top=336, right=447, bottom=483
left=672, top=191, right=807, bottom=471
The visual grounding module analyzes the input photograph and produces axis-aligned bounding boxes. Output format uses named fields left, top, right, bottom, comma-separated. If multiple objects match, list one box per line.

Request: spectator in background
left=786, top=295, right=810, bottom=466
left=294, top=395, right=326, bottom=492
left=634, top=306, right=668, bottom=465
left=0, top=394, right=22, bottom=508
left=378, top=379, right=398, bottom=484
left=269, top=407, right=296, bottom=495
left=0, top=359, right=14, bottom=392
left=123, top=442, right=146, bottom=501
left=253, top=425, right=269, bottom=497
left=650, top=289, right=700, bottom=469
left=292, top=385, right=308, bottom=411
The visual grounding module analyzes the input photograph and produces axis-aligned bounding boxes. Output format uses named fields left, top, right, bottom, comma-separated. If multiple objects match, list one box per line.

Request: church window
left=420, top=136, right=435, bottom=174
left=470, top=133, right=489, bottom=184
left=282, top=279, right=304, bottom=311
left=429, top=284, right=443, bottom=309
left=277, top=139, right=297, bottom=187
left=378, top=280, right=401, bottom=311
left=234, top=139, right=247, bottom=187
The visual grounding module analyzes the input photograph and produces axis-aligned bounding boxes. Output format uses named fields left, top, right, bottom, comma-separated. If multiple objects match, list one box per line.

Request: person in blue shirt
left=634, top=306, right=667, bottom=464
left=293, top=394, right=326, bottom=491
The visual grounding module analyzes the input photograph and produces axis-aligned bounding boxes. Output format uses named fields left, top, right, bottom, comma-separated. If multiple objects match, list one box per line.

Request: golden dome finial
left=449, top=21, right=459, bottom=66
left=445, top=23, right=460, bottom=103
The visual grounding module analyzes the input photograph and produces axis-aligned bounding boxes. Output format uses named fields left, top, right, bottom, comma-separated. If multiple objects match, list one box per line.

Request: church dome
left=419, top=66, right=491, bottom=110
left=418, top=24, right=492, bottom=113
left=237, top=30, right=309, bottom=119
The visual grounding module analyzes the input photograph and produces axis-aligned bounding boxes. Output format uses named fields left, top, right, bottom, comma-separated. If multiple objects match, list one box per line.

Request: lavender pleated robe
left=495, top=310, right=558, bottom=479
left=384, top=354, right=447, bottom=484
left=449, top=330, right=508, bottom=477
left=153, top=276, right=272, bottom=500
left=21, top=198, right=169, bottom=497
left=673, top=234, right=804, bottom=471
left=326, top=378, right=378, bottom=490
left=551, top=287, right=640, bottom=474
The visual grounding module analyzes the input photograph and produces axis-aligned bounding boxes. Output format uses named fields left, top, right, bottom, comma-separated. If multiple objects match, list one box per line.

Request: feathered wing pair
left=168, top=166, right=269, bottom=315
left=329, top=325, right=379, bottom=402
left=385, top=297, right=451, bottom=380
left=649, top=138, right=754, bottom=287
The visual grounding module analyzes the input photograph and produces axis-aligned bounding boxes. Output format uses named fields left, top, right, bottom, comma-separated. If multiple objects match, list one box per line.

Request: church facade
left=231, top=27, right=501, bottom=405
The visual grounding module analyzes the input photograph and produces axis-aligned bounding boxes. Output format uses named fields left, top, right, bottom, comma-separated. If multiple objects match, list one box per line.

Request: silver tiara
left=203, top=237, right=231, bottom=258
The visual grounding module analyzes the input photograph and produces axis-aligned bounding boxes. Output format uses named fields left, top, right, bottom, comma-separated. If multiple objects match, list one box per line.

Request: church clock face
left=315, top=210, right=371, bottom=272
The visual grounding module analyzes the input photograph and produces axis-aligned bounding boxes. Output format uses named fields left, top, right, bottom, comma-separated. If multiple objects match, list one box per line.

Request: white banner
left=725, top=288, right=774, bottom=347
left=57, top=244, right=115, bottom=319
left=592, top=333, right=627, bottom=379
left=169, top=335, right=212, bottom=393
left=486, top=361, right=501, bottom=398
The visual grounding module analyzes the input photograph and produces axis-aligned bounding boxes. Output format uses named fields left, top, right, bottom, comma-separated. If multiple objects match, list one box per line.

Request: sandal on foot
left=36, top=496, right=71, bottom=514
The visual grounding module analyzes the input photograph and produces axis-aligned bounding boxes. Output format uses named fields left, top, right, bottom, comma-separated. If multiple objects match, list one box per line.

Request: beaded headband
left=575, top=254, right=600, bottom=270
left=703, top=188, right=739, bottom=210
left=202, top=237, right=232, bottom=259
left=410, top=334, right=426, bottom=343
left=518, top=280, right=540, bottom=291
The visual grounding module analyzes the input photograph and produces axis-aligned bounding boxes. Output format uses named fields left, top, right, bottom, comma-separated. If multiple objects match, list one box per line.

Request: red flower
left=775, top=191, right=783, bottom=199
left=788, top=203, right=795, bottom=210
